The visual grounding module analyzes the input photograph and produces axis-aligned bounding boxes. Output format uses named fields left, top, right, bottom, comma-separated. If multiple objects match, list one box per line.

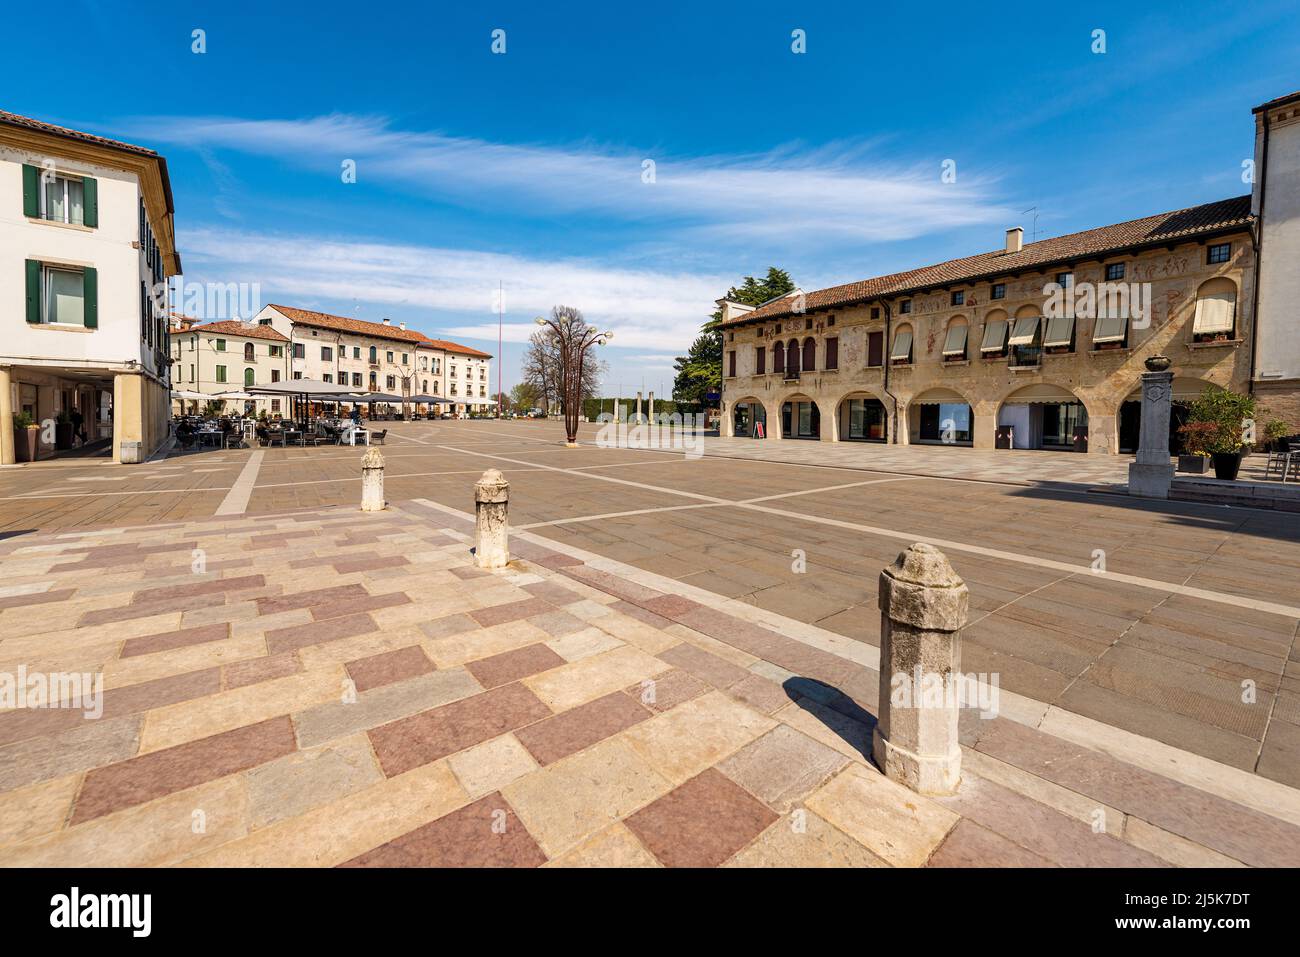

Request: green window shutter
left=82, top=177, right=98, bottom=228
left=83, top=267, right=98, bottom=328
left=22, top=165, right=39, bottom=217
left=25, top=260, right=42, bottom=323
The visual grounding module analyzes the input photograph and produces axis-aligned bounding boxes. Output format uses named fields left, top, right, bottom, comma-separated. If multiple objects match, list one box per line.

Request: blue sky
left=4, top=0, right=1298, bottom=395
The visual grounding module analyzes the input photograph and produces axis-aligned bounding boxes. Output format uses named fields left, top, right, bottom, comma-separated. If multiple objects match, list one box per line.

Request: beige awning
left=942, top=324, right=968, bottom=356
left=1192, top=291, right=1236, bottom=335
left=980, top=319, right=1008, bottom=352
left=1043, top=315, right=1075, bottom=348
left=1093, top=315, right=1128, bottom=344
left=914, top=388, right=967, bottom=404
left=891, top=330, right=913, bottom=361
left=1002, top=383, right=1078, bottom=404
left=1008, top=316, right=1041, bottom=347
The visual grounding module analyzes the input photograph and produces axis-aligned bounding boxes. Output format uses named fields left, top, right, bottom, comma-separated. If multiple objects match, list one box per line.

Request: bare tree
left=522, top=306, right=606, bottom=414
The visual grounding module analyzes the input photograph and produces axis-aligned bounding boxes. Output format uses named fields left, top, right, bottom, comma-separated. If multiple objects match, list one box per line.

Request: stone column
left=474, top=468, right=509, bottom=568
left=1127, top=368, right=1174, bottom=499
left=360, top=447, right=385, bottom=511
left=635, top=391, right=643, bottom=424
left=872, top=543, right=968, bottom=795
left=647, top=391, right=654, bottom=420
left=0, top=366, right=13, bottom=466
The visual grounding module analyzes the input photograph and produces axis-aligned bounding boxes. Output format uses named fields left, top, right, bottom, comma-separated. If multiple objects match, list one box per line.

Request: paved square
left=0, top=419, right=1297, bottom=866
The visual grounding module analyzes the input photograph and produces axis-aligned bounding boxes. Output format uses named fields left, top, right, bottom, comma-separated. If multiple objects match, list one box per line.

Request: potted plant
left=1180, top=386, right=1256, bottom=481
left=1176, top=421, right=1214, bottom=474
left=1263, top=418, right=1291, bottom=452
left=54, top=410, right=74, bottom=451
left=12, top=412, right=38, bottom=463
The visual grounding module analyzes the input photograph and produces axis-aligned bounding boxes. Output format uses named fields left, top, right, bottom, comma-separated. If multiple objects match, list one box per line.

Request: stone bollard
left=474, top=468, right=510, bottom=568
left=1127, top=363, right=1175, bottom=499
left=872, top=543, right=968, bottom=795
left=360, top=447, right=385, bottom=511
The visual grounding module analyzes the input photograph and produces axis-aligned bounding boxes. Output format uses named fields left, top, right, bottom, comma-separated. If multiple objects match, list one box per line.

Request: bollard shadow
left=781, top=676, right=878, bottom=764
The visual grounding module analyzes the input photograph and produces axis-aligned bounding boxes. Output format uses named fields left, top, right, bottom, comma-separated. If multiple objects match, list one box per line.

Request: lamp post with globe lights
left=534, top=314, right=613, bottom=446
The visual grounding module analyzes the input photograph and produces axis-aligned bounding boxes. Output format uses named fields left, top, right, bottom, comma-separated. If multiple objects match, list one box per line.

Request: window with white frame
left=42, top=265, right=85, bottom=324
left=41, top=174, right=86, bottom=225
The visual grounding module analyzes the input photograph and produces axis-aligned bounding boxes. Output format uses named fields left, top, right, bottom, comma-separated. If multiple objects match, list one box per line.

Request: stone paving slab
left=0, top=500, right=1296, bottom=867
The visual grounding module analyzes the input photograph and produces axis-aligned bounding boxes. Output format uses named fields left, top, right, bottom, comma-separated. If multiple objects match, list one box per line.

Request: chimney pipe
left=1005, top=227, right=1023, bottom=254
left=382, top=318, right=390, bottom=325
left=399, top=321, right=406, bottom=331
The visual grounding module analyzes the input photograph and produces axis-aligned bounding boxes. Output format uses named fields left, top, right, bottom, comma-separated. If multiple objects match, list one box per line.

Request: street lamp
left=534, top=315, right=612, bottom=446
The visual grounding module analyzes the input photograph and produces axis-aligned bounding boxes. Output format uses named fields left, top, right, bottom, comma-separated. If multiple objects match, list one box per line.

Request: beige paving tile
left=718, top=725, right=848, bottom=812
left=139, top=666, right=345, bottom=753
left=503, top=737, right=672, bottom=858
left=296, top=626, right=427, bottom=671
left=545, top=626, right=624, bottom=662
left=184, top=759, right=468, bottom=867
left=725, top=810, right=889, bottom=867
left=961, top=747, right=1124, bottom=835
left=101, top=636, right=268, bottom=689
left=523, top=645, right=672, bottom=712
left=245, top=733, right=382, bottom=828
left=1123, top=816, right=1247, bottom=867
left=543, top=822, right=661, bottom=868
left=423, top=619, right=551, bottom=668
left=587, top=611, right=680, bottom=654
left=0, top=773, right=80, bottom=850
left=293, top=669, right=483, bottom=749
left=0, top=714, right=142, bottom=791
left=447, top=734, right=539, bottom=799
left=622, top=690, right=777, bottom=783
left=805, top=763, right=959, bottom=867
left=0, top=776, right=249, bottom=867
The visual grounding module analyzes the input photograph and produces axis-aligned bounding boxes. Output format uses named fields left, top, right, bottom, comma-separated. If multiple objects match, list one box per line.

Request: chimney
left=382, top=318, right=390, bottom=325
left=399, top=321, right=406, bottom=330
left=1005, top=227, right=1023, bottom=254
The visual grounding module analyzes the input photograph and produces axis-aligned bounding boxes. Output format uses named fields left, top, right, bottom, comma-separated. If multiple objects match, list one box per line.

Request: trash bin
left=1073, top=425, right=1089, bottom=453
left=995, top=426, right=1014, bottom=449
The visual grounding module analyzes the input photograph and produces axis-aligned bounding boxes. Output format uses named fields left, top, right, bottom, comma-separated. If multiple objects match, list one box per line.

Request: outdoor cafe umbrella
left=171, top=388, right=209, bottom=414
left=244, top=379, right=358, bottom=423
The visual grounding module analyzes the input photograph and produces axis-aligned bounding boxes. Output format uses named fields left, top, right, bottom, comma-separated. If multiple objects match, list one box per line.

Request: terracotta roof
left=412, top=333, right=493, bottom=359
left=266, top=304, right=427, bottom=344
left=188, top=320, right=289, bottom=343
left=728, top=195, right=1254, bottom=326
left=0, top=109, right=159, bottom=156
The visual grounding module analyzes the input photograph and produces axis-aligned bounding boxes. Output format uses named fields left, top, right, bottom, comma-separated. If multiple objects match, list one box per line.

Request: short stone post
left=474, top=468, right=510, bottom=568
left=1127, top=360, right=1175, bottom=499
left=635, top=391, right=643, bottom=424
left=360, top=447, right=385, bottom=511
left=873, top=543, right=967, bottom=795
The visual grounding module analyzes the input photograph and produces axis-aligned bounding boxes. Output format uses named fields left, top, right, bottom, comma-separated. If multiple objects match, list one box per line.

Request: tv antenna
left=1022, top=206, right=1040, bottom=244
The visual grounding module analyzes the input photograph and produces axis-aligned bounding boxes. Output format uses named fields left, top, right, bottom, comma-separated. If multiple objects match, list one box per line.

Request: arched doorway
left=731, top=398, right=768, bottom=439
left=998, top=383, right=1088, bottom=451
left=909, top=388, right=973, bottom=446
left=781, top=394, right=820, bottom=439
left=1118, top=377, right=1214, bottom=454
left=838, top=391, right=887, bottom=442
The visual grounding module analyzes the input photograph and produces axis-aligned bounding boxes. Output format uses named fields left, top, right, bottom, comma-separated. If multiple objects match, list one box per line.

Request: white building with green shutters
left=0, top=110, right=179, bottom=463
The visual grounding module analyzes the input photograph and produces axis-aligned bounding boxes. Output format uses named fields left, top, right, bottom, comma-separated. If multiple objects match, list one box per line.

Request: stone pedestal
left=360, top=448, right=385, bottom=511
left=474, top=468, right=509, bottom=568
left=1127, top=370, right=1174, bottom=499
left=872, top=543, right=968, bottom=795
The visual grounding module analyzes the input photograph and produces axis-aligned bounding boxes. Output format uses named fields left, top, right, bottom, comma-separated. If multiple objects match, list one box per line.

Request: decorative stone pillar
left=474, top=468, right=510, bottom=568
left=872, top=543, right=968, bottom=795
left=647, top=391, right=654, bottom=420
left=1127, top=360, right=1174, bottom=499
left=0, top=366, right=13, bottom=466
left=635, top=391, right=643, bottom=424
left=360, top=447, right=385, bottom=511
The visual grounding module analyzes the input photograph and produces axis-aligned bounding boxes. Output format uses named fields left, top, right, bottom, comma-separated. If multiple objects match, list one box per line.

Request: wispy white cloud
left=132, top=113, right=1014, bottom=246
left=182, top=226, right=727, bottom=351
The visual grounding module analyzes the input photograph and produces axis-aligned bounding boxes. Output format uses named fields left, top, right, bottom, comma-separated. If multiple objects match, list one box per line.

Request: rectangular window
left=727, top=351, right=736, bottom=377
left=386, top=351, right=394, bottom=363
left=215, top=338, right=226, bottom=351
left=773, top=343, right=785, bottom=373
left=1056, top=272, right=1074, bottom=287
left=321, top=346, right=333, bottom=361
left=1192, top=290, right=1236, bottom=338
left=991, top=283, right=1005, bottom=300
left=271, top=399, right=280, bottom=412
left=352, top=373, right=362, bottom=387
left=42, top=266, right=85, bottom=325
left=353, top=347, right=361, bottom=359
left=825, top=337, right=839, bottom=369
left=1105, top=262, right=1126, bottom=281
left=293, top=371, right=303, bottom=380
left=323, top=373, right=333, bottom=384
left=1043, top=315, right=1076, bottom=349
left=402, top=353, right=409, bottom=365
left=898, top=300, right=911, bottom=315
left=293, top=343, right=305, bottom=359
left=756, top=346, right=766, bottom=375
left=271, top=369, right=281, bottom=382
left=867, top=330, right=884, bottom=367
left=950, top=291, right=964, bottom=306
left=39, top=174, right=87, bottom=225
left=942, top=324, right=968, bottom=358
left=216, top=365, right=227, bottom=383
left=980, top=319, right=1008, bottom=353
left=386, top=375, right=396, bottom=389
left=890, top=330, right=913, bottom=363
left=1207, top=243, right=1231, bottom=265
left=269, top=345, right=282, bottom=357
